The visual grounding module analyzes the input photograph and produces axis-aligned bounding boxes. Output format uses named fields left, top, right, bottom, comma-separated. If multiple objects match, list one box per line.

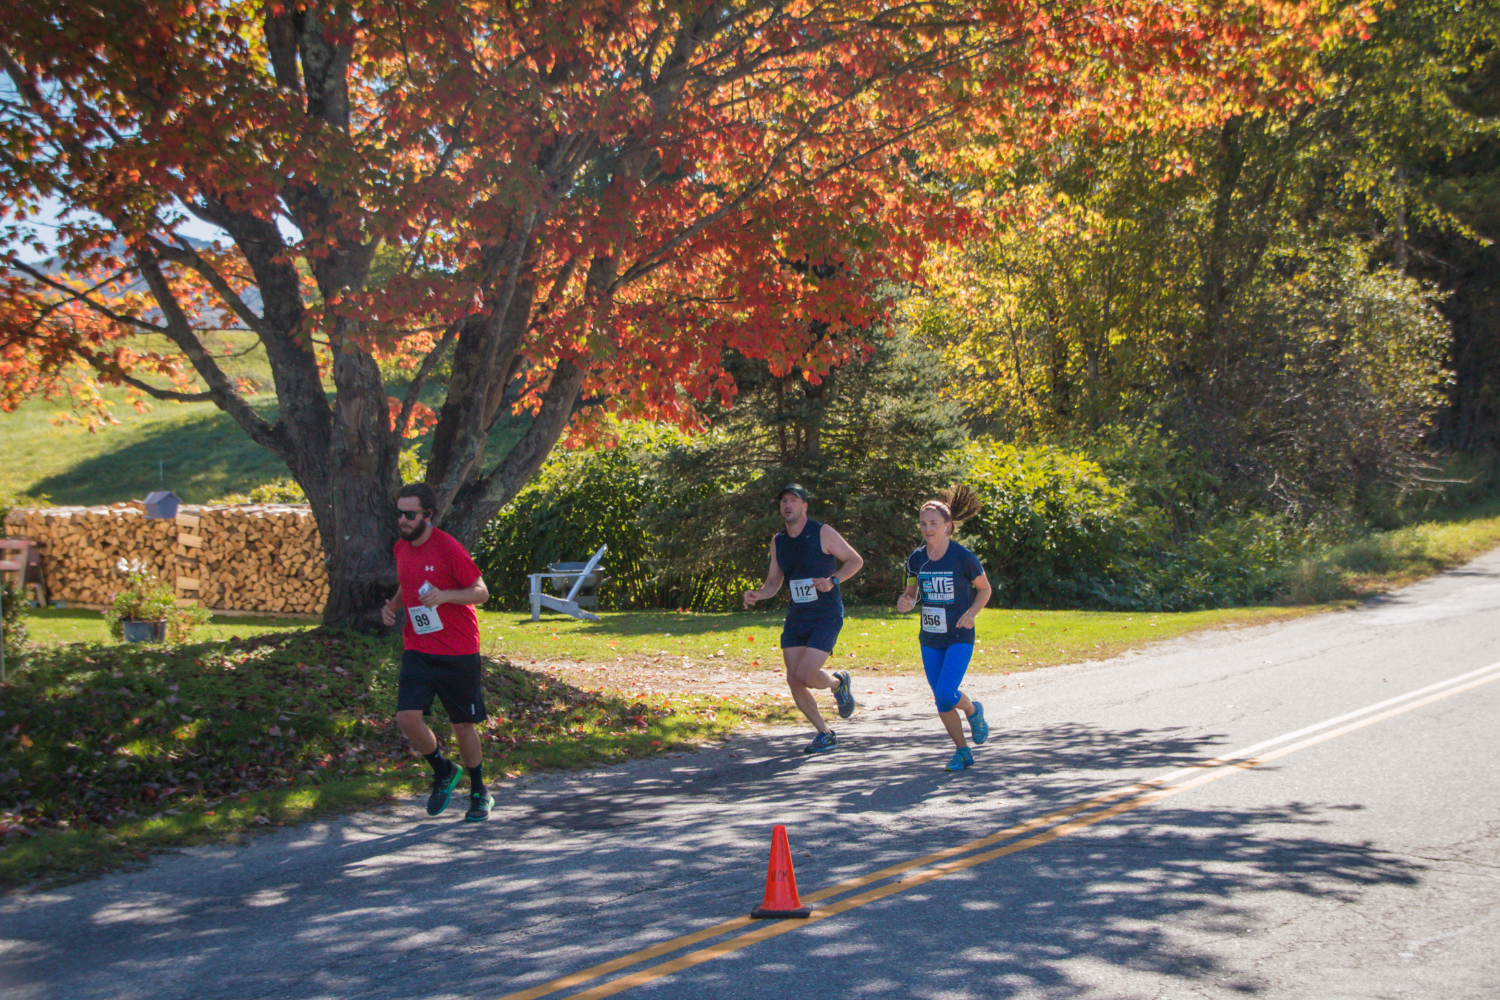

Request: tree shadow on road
left=0, top=718, right=1426, bottom=1000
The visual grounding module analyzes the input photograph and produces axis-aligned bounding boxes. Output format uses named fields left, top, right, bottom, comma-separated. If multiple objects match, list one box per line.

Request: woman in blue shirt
left=896, top=485, right=993, bottom=770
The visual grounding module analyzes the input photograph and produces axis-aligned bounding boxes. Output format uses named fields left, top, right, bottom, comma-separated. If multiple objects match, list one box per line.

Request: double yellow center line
left=500, top=660, right=1500, bottom=1000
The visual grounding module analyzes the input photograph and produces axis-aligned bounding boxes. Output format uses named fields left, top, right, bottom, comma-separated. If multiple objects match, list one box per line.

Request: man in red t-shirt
left=380, top=483, right=493, bottom=821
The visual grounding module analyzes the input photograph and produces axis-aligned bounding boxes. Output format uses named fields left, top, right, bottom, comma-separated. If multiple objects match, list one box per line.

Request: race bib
left=408, top=605, right=444, bottom=635
left=789, top=578, right=818, bottom=604
left=408, top=582, right=443, bottom=634
left=921, top=606, right=947, bottom=633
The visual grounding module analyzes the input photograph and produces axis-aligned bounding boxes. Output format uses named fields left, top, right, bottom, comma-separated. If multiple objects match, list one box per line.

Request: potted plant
left=104, top=565, right=210, bottom=643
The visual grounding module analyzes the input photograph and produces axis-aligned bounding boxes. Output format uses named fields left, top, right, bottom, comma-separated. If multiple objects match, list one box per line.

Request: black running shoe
left=803, top=730, right=837, bottom=754
left=426, top=761, right=462, bottom=816
left=833, top=669, right=856, bottom=719
left=464, top=791, right=493, bottom=822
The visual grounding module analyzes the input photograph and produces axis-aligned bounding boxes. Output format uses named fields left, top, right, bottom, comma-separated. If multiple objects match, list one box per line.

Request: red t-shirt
left=394, top=527, right=482, bottom=656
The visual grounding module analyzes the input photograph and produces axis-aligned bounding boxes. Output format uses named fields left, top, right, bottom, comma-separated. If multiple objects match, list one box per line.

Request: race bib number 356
left=921, top=606, right=947, bottom=633
left=789, top=578, right=818, bottom=604
left=408, top=605, right=444, bottom=635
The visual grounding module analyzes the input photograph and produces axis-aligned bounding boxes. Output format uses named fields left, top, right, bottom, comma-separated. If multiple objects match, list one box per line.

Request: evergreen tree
left=648, top=328, right=966, bottom=602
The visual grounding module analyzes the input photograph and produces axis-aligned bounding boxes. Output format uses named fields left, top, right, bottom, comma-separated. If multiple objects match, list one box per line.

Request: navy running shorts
left=397, top=649, right=488, bottom=723
left=780, top=616, right=843, bottom=653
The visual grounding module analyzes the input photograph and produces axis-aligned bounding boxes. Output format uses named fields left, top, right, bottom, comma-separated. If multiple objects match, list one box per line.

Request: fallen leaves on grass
left=0, top=628, right=786, bottom=847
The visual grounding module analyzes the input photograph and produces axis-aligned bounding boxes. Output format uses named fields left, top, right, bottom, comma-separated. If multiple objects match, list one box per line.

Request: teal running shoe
left=463, top=791, right=493, bottom=822
left=969, top=701, right=989, bottom=745
left=945, top=747, right=974, bottom=771
left=833, top=670, right=856, bottom=719
left=803, top=730, right=838, bottom=754
left=426, top=761, right=462, bottom=815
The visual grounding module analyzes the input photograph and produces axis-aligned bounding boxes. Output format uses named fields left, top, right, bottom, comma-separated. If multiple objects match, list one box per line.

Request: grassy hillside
left=0, top=331, right=524, bottom=506
left=1, top=330, right=286, bottom=505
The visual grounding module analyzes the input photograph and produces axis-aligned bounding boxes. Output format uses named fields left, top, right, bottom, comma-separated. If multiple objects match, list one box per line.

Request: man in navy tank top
left=743, top=483, right=864, bottom=753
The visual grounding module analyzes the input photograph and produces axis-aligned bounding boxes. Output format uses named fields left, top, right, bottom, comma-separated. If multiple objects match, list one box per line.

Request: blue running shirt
left=775, top=520, right=843, bottom=621
left=906, top=542, right=985, bottom=648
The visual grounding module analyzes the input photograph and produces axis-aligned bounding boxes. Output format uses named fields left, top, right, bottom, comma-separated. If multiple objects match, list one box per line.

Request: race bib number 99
left=789, top=578, right=818, bottom=604
left=408, top=605, right=444, bottom=635
left=921, top=606, right=947, bottom=633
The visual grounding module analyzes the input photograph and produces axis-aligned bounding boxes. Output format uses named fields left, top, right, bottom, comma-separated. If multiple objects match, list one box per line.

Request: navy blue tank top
left=775, top=519, right=843, bottom=620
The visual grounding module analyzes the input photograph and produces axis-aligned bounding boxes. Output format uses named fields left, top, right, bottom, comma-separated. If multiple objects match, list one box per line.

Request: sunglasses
left=396, top=508, right=427, bottom=521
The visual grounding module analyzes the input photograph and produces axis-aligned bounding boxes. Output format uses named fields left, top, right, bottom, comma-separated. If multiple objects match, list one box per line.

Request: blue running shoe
left=426, top=761, right=462, bottom=815
left=946, top=747, right=974, bottom=771
left=969, top=701, right=989, bottom=745
left=833, top=670, right=856, bottom=719
left=803, top=730, right=838, bottom=754
left=463, top=791, right=493, bottom=822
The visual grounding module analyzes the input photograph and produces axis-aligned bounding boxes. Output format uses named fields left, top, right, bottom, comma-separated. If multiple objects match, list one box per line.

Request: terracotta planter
left=121, top=619, right=167, bottom=643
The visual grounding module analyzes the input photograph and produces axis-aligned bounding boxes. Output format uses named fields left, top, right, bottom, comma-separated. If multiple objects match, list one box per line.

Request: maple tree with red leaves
left=0, top=0, right=1358, bottom=627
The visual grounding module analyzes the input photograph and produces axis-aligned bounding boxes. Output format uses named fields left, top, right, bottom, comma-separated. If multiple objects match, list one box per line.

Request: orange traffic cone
left=750, top=824, right=812, bottom=918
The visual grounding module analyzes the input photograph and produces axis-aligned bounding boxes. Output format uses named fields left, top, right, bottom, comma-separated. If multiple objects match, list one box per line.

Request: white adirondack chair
left=528, top=544, right=608, bottom=622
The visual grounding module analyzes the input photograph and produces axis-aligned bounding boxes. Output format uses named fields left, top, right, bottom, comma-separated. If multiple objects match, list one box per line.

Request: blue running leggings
left=920, top=643, right=974, bottom=713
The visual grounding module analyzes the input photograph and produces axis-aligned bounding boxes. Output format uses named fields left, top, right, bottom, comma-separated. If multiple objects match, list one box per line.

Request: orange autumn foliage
left=0, top=0, right=1356, bottom=623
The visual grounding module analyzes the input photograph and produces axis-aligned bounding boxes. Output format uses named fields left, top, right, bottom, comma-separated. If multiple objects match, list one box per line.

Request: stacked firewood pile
left=3, top=503, right=329, bottom=615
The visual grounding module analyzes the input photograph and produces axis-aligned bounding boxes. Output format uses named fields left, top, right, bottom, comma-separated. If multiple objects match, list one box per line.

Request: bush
left=473, top=424, right=737, bottom=611
left=1111, top=514, right=1308, bottom=610
left=205, top=479, right=307, bottom=505
left=962, top=440, right=1149, bottom=606
left=961, top=437, right=1312, bottom=610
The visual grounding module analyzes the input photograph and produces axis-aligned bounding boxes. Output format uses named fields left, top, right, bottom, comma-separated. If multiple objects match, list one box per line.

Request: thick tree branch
left=146, top=235, right=274, bottom=339
left=395, top=316, right=464, bottom=438
left=132, top=249, right=289, bottom=456
left=75, top=350, right=215, bottom=403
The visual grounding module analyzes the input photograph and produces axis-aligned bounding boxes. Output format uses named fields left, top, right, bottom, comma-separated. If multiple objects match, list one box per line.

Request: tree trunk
left=320, top=479, right=402, bottom=630
left=313, top=330, right=404, bottom=630
left=440, top=357, right=590, bottom=549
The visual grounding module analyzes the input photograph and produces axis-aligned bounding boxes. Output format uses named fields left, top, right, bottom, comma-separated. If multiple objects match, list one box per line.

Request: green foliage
left=473, top=423, right=718, bottom=611
left=398, top=445, right=426, bottom=486
left=1113, top=515, right=1308, bottom=611
left=1196, top=237, right=1452, bottom=523
left=961, top=437, right=1312, bottom=611
left=961, top=440, right=1145, bottom=606
left=101, top=570, right=212, bottom=643
left=648, top=330, right=968, bottom=601
left=1075, top=425, right=1226, bottom=537
left=205, top=479, right=308, bottom=505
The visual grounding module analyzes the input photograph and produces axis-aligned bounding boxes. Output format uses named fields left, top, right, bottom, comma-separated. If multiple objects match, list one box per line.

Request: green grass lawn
left=18, top=601, right=1325, bottom=674
left=16, top=607, right=317, bottom=645
left=480, top=604, right=1327, bottom=674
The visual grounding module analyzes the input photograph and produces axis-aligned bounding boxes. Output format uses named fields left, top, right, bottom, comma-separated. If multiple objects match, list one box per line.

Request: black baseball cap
left=778, top=483, right=809, bottom=501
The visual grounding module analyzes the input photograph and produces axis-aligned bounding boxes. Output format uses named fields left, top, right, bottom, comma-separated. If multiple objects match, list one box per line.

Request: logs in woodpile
left=2, top=503, right=329, bottom=615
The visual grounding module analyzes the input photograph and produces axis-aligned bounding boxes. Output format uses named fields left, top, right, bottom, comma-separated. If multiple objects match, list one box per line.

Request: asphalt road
left=4, top=553, right=1500, bottom=1000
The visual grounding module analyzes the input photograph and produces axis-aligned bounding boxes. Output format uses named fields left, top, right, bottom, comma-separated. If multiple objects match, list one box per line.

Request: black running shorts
left=780, top=616, right=843, bottom=653
left=397, top=649, right=488, bottom=723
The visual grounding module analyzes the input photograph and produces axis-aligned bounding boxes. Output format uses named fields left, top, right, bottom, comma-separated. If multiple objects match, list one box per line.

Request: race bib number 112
left=789, top=578, right=818, bottom=604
